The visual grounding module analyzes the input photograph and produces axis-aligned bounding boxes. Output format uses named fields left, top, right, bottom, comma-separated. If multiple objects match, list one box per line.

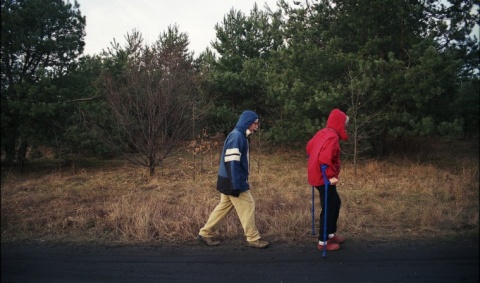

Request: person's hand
left=329, top=177, right=338, bottom=185
left=231, top=190, right=240, bottom=197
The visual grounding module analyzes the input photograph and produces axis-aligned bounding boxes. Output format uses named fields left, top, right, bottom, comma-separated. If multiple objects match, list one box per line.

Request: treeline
left=1, top=0, right=479, bottom=174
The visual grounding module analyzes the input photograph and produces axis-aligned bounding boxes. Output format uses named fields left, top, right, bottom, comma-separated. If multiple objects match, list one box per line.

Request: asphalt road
left=2, top=241, right=478, bottom=283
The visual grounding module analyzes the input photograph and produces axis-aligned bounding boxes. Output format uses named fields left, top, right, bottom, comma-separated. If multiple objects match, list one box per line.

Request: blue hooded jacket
left=217, top=110, right=258, bottom=195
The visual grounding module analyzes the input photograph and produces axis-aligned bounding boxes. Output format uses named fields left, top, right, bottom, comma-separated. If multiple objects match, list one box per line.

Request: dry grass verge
left=1, top=137, right=478, bottom=247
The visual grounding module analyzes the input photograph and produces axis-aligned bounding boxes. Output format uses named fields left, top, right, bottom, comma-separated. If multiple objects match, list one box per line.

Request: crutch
left=321, top=164, right=329, bottom=258
left=311, top=186, right=315, bottom=235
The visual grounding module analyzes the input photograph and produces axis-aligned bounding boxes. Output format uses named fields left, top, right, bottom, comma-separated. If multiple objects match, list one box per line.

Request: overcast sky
left=76, top=0, right=280, bottom=56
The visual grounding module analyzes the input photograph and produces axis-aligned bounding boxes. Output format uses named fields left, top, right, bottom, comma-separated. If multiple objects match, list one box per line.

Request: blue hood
left=234, top=110, right=258, bottom=133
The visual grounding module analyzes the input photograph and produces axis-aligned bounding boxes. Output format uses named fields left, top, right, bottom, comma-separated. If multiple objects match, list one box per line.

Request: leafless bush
left=96, top=28, right=208, bottom=176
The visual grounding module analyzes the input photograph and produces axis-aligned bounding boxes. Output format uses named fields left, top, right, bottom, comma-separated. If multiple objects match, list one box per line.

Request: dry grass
left=1, top=137, right=478, bottom=247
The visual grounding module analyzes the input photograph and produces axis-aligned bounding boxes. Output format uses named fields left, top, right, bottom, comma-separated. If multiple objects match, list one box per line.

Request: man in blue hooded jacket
left=197, top=110, right=269, bottom=249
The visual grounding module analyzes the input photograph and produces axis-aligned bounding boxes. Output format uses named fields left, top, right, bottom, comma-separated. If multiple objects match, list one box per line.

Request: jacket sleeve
left=224, top=136, right=246, bottom=190
left=306, top=138, right=313, bottom=158
left=318, top=137, right=338, bottom=179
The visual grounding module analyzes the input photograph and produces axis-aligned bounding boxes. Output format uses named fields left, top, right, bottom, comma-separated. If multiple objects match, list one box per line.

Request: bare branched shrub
left=96, top=28, right=208, bottom=176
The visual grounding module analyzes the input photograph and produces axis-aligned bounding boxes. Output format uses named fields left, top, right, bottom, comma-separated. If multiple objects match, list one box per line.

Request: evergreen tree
left=264, top=0, right=478, bottom=154
left=207, top=3, right=282, bottom=135
left=1, top=0, right=86, bottom=169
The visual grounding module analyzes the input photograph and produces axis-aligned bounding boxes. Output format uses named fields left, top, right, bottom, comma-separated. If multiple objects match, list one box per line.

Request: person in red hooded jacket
left=306, top=109, right=349, bottom=251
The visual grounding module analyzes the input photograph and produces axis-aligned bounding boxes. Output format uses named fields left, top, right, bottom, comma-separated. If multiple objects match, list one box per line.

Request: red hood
left=326, top=109, right=349, bottom=141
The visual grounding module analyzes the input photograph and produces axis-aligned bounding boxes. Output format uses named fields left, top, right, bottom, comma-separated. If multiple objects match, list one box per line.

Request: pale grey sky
left=76, top=0, right=280, bottom=56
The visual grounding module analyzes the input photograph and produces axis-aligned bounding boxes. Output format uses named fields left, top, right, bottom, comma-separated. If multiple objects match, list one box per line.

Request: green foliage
left=204, top=105, right=239, bottom=136
left=454, top=79, right=480, bottom=138
left=259, top=0, right=478, bottom=153
left=2, top=0, right=478, bottom=168
left=437, top=119, right=462, bottom=144
left=196, top=0, right=479, bottom=154
left=1, top=0, right=86, bottom=167
left=208, top=3, right=281, bottom=118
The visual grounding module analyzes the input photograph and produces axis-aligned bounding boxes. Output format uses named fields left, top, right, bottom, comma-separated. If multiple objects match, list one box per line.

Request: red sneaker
left=317, top=242, right=340, bottom=251
left=328, top=235, right=345, bottom=244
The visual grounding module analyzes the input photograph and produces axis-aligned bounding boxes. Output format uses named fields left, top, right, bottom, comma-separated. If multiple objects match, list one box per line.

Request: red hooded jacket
left=306, top=109, right=349, bottom=186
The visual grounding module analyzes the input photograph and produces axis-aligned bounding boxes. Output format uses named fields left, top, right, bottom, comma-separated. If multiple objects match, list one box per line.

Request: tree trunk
left=17, top=139, right=28, bottom=173
left=3, top=134, right=16, bottom=166
left=149, top=164, right=155, bottom=177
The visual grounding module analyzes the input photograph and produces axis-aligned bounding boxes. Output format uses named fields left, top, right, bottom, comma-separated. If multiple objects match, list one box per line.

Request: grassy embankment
left=1, top=137, right=478, bottom=247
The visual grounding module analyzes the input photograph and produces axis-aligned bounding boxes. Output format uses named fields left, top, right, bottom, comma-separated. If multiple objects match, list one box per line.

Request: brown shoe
left=247, top=239, right=270, bottom=249
left=328, top=235, right=346, bottom=244
left=317, top=242, right=340, bottom=251
left=197, top=235, right=220, bottom=246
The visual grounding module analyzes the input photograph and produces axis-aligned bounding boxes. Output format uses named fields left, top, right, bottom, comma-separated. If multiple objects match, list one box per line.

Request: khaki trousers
left=199, top=190, right=261, bottom=242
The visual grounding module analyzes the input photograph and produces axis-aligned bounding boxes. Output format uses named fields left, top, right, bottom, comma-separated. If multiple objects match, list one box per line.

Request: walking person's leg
left=325, top=185, right=345, bottom=244
left=198, top=193, right=234, bottom=245
left=322, top=182, right=329, bottom=257
left=327, top=186, right=341, bottom=234
left=231, top=190, right=260, bottom=242
left=316, top=186, right=327, bottom=240
left=231, top=191, right=269, bottom=248
left=316, top=185, right=340, bottom=251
